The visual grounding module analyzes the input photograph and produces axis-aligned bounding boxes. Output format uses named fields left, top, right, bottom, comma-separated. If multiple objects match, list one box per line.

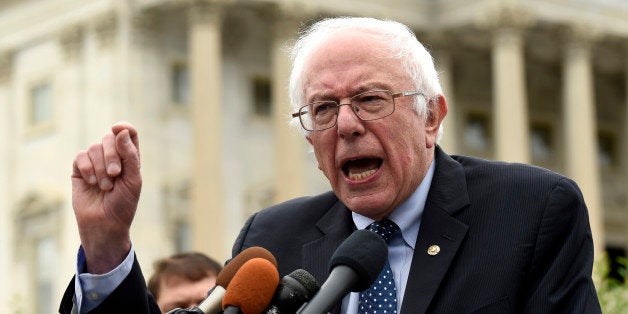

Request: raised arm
left=71, top=121, right=142, bottom=274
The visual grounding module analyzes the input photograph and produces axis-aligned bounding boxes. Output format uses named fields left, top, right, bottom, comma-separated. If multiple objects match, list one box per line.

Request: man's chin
left=343, top=196, right=392, bottom=220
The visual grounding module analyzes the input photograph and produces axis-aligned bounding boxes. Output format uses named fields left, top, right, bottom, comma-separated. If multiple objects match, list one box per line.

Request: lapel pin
left=427, top=244, right=440, bottom=256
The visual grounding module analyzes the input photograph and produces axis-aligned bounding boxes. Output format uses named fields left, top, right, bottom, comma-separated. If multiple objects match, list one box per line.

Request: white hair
left=288, top=16, right=444, bottom=138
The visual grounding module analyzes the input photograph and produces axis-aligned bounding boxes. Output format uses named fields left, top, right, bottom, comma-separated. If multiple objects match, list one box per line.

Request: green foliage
left=596, top=255, right=628, bottom=313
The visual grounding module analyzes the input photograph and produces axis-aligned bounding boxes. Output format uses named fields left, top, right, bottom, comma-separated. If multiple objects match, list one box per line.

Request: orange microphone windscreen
left=216, top=246, right=278, bottom=288
left=221, top=258, right=280, bottom=314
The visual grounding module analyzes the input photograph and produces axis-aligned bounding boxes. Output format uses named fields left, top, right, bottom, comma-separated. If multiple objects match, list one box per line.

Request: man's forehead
left=304, top=82, right=393, bottom=99
left=306, top=31, right=389, bottom=63
left=302, top=59, right=406, bottom=99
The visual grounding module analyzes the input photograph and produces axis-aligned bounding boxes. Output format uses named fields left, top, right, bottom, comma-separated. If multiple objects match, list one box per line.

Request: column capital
left=422, top=30, right=456, bottom=52
left=58, top=24, right=85, bottom=62
left=132, top=8, right=161, bottom=46
left=271, top=13, right=305, bottom=41
left=94, top=12, right=118, bottom=49
left=186, top=0, right=227, bottom=26
left=561, top=23, right=603, bottom=51
left=477, top=2, right=536, bottom=32
left=0, top=51, right=13, bottom=82
left=560, top=23, right=603, bottom=61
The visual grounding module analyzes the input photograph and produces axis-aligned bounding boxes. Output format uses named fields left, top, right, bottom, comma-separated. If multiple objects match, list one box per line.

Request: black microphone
left=296, top=229, right=387, bottom=314
left=264, top=269, right=320, bottom=313
left=223, top=307, right=243, bottom=314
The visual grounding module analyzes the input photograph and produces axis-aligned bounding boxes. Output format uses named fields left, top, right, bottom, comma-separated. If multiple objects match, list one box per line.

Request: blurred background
left=0, top=0, right=627, bottom=312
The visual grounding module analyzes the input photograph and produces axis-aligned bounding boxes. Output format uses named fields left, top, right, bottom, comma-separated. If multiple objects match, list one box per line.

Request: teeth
left=348, top=169, right=376, bottom=180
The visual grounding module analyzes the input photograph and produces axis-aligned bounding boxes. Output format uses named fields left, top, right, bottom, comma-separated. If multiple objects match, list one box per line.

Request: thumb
left=116, top=129, right=141, bottom=179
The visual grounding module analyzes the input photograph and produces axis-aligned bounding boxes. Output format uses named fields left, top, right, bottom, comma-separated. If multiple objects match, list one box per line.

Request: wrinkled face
left=303, top=31, right=445, bottom=220
left=156, top=275, right=215, bottom=313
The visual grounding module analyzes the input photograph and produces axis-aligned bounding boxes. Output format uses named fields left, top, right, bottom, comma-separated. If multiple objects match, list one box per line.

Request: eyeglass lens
left=301, top=90, right=394, bottom=130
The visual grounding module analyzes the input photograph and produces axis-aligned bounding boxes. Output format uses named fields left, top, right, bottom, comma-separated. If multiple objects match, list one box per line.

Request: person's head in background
left=147, top=252, right=223, bottom=313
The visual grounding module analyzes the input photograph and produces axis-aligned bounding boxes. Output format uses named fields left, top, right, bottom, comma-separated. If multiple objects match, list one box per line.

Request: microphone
left=297, top=229, right=387, bottom=314
left=179, top=247, right=277, bottom=314
left=264, top=269, right=320, bottom=313
left=221, top=257, right=280, bottom=314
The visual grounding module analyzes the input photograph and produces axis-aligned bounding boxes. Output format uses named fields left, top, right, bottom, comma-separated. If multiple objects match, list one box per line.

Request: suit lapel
left=302, top=199, right=354, bottom=286
left=301, top=200, right=354, bottom=314
left=401, top=147, right=470, bottom=313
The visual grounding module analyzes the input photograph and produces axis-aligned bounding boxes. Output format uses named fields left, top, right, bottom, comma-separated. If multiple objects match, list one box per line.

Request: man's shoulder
left=451, top=154, right=567, bottom=181
left=447, top=153, right=582, bottom=198
left=254, top=191, right=341, bottom=221
left=233, top=191, right=347, bottom=261
left=266, top=190, right=338, bottom=210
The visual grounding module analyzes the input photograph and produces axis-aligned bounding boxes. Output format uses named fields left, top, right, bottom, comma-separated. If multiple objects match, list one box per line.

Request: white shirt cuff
left=74, top=244, right=135, bottom=313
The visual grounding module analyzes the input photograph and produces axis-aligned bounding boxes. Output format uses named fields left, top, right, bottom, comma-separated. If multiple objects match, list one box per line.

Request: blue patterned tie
left=358, top=219, right=400, bottom=314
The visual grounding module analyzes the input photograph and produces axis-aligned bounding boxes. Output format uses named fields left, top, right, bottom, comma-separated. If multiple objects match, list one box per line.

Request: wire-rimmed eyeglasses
left=291, top=90, right=424, bottom=131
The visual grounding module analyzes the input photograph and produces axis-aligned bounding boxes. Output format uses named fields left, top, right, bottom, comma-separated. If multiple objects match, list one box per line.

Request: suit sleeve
left=523, top=178, right=601, bottom=313
left=231, top=213, right=257, bottom=257
left=58, top=254, right=160, bottom=314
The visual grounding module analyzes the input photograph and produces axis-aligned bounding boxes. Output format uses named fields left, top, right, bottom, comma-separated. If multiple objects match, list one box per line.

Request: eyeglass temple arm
left=392, top=91, right=423, bottom=98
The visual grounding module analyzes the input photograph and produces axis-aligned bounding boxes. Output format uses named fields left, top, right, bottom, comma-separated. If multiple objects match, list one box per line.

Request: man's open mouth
left=342, top=158, right=383, bottom=180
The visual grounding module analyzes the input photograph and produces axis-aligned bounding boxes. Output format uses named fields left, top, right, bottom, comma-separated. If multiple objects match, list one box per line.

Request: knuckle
left=87, top=143, right=102, bottom=155
left=75, top=154, right=92, bottom=173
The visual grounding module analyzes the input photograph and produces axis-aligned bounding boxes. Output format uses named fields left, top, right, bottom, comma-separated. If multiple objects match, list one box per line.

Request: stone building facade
left=0, top=0, right=626, bottom=312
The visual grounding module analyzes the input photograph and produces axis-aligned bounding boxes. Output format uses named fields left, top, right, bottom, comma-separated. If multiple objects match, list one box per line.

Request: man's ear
left=425, top=94, right=448, bottom=148
left=305, top=136, right=323, bottom=170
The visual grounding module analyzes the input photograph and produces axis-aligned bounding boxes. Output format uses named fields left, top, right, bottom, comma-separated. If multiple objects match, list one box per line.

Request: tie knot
left=367, top=219, right=399, bottom=243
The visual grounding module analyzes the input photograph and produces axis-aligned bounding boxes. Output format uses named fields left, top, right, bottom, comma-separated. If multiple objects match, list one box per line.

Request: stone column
left=130, top=11, right=161, bottom=128
left=562, top=25, right=604, bottom=256
left=0, top=52, right=12, bottom=179
left=94, top=12, right=125, bottom=118
left=485, top=5, right=534, bottom=163
left=58, top=25, right=85, bottom=146
left=95, top=12, right=118, bottom=49
left=58, top=24, right=85, bottom=274
left=129, top=8, right=175, bottom=267
left=0, top=50, right=13, bottom=312
left=271, top=13, right=306, bottom=203
left=188, top=0, right=226, bottom=258
left=56, top=23, right=93, bottom=299
left=428, top=33, right=459, bottom=154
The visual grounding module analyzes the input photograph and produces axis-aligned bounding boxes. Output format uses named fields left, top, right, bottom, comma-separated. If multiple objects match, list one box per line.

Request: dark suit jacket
left=231, top=147, right=601, bottom=313
left=60, top=147, right=601, bottom=313
left=58, top=255, right=160, bottom=314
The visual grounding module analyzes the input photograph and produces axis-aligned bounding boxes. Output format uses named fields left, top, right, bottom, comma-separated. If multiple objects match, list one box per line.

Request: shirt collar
left=352, top=160, right=436, bottom=249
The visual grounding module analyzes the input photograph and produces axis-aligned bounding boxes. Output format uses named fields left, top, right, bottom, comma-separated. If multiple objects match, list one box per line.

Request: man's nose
left=336, top=104, right=365, bottom=137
